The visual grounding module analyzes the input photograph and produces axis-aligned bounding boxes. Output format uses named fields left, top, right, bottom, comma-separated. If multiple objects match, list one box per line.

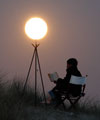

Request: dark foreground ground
left=0, top=78, right=100, bottom=120
left=15, top=105, right=100, bottom=120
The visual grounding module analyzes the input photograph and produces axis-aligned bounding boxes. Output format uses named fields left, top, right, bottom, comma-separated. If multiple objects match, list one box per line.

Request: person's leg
left=47, top=86, right=61, bottom=104
left=46, top=78, right=64, bottom=104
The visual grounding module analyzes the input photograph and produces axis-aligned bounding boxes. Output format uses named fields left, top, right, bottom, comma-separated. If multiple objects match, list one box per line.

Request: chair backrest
left=69, top=75, right=87, bottom=85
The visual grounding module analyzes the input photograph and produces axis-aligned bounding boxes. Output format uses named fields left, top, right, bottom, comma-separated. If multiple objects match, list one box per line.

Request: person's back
left=56, top=58, right=82, bottom=96
left=64, top=59, right=82, bottom=96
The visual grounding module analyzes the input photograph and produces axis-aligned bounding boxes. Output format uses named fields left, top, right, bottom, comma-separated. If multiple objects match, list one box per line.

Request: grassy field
left=0, top=77, right=100, bottom=120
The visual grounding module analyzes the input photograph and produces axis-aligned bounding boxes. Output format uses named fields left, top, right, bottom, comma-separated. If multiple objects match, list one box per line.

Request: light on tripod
left=25, top=17, right=48, bottom=40
left=24, top=17, right=48, bottom=106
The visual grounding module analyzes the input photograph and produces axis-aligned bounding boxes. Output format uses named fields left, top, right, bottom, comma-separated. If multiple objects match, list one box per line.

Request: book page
left=48, top=72, right=59, bottom=82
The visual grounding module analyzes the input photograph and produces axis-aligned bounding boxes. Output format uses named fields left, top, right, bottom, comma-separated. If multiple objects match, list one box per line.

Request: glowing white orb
left=25, top=17, right=48, bottom=40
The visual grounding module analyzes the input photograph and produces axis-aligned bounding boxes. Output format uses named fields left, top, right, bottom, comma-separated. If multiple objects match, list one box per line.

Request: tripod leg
left=36, top=49, right=47, bottom=105
left=35, top=48, right=37, bottom=106
left=23, top=48, right=36, bottom=94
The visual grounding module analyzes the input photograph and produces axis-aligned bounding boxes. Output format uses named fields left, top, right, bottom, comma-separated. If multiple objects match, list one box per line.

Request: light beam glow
left=25, top=17, right=48, bottom=40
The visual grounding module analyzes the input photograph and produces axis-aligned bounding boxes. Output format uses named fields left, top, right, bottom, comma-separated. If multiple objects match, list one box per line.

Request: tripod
left=23, top=43, right=47, bottom=106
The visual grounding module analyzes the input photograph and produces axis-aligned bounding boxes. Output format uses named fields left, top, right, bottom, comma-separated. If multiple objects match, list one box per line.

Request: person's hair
left=67, top=58, right=78, bottom=67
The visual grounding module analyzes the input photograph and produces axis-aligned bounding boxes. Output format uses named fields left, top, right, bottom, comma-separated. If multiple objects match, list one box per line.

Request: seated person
left=48, top=58, right=82, bottom=103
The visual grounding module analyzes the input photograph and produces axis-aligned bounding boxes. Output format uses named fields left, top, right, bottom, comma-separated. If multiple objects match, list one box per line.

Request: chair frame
left=55, top=81, right=86, bottom=110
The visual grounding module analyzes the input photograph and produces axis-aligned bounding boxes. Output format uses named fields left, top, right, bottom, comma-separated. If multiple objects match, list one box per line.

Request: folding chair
left=55, top=75, right=87, bottom=110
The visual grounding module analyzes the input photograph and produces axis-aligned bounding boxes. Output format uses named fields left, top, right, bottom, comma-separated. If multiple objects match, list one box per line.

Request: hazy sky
left=0, top=0, right=100, bottom=99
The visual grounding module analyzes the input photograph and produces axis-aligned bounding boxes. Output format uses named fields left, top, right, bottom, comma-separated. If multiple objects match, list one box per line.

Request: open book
left=48, top=72, right=59, bottom=82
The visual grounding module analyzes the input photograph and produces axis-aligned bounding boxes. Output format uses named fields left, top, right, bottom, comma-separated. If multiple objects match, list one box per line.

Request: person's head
left=67, top=58, right=78, bottom=69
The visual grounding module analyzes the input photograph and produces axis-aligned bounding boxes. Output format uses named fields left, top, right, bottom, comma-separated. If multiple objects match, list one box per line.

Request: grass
left=0, top=76, right=100, bottom=120
left=0, top=77, right=42, bottom=120
left=76, top=97, right=100, bottom=115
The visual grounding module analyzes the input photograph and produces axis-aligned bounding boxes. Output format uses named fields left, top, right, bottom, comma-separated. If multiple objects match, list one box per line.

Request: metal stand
left=23, top=43, right=47, bottom=106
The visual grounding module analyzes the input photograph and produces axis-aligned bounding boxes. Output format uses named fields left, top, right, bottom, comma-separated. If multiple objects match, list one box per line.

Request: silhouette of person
left=48, top=58, right=82, bottom=103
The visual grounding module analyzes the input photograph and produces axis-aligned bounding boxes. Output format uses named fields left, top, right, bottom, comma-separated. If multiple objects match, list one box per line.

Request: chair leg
left=55, top=102, right=66, bottom=110
left=62, top=102, right=66, bottom=110
left=68, top=96, right=81, bottom=110
left=54, top=94, right=82, bottom=110
left=55, top=97, right=66, bottom=110
left=68, top=99, right=76, bottom=110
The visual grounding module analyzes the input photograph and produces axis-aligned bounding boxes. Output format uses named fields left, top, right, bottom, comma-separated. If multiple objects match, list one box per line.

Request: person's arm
left=53, top=78, right=63, bottom=84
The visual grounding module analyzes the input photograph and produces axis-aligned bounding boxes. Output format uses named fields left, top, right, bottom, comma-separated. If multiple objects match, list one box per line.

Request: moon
left=25, top=17, right=48, bottom=40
